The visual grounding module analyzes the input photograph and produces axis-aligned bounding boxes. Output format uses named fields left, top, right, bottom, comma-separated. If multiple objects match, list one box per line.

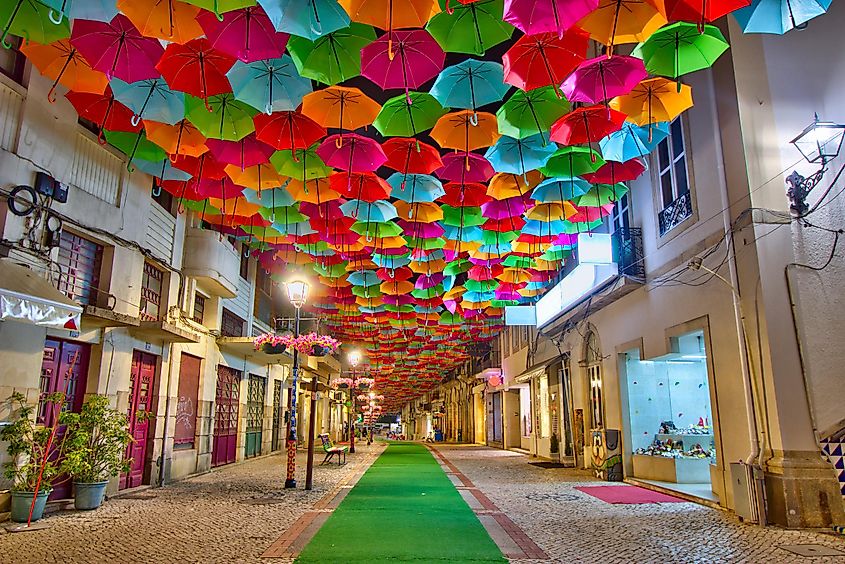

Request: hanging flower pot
left=254, top=332, right=295, bottom=354
left=310, top=344, right=331, bottom=357
left=262, top=342, right=287, bottom=355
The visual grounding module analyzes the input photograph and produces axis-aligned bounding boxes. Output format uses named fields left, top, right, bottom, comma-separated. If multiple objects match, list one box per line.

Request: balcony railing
left=658, top=191, right=693, bottom=237
left=612, top=227, right=645, bottom=281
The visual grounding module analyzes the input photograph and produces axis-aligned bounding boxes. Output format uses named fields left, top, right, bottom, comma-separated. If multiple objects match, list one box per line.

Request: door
left=39, top=339, right=91, bottom=500
left=245, top=374, right=266, bottom=458
left=212, top=366, right=241, bottom=467
left=271, top=380, right=282, bottom=451
left=486, top=391, right=503, bottom=446
left=121, top=351, right=157, bottom=490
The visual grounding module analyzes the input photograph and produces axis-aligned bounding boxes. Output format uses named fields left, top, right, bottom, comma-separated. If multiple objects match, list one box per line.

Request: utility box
left=730, top=462, right=755, bottom=522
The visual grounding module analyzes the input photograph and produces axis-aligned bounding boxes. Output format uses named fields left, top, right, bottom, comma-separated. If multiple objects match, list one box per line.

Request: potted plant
left=60, top=395, right=132, bottom=510
left=254, top=332, right=294, bottom=355
left=292, top=333, right=341, bottom=357
left=1, top=392, right=65, bottom=522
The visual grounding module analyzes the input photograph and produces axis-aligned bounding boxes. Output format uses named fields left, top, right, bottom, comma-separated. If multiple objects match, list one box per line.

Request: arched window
left=584, top=331, right=604, bottom=430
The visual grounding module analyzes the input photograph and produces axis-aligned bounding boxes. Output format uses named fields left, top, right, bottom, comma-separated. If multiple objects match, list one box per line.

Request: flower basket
left=310, top=344, right=331, bottom=357
left=254, top=332, right=295, bottom=354
left=262, top=342, right=287, bottom=355
left=292, top=332, right=341, bottom=356
left=331, top=377, right=354, bottom=390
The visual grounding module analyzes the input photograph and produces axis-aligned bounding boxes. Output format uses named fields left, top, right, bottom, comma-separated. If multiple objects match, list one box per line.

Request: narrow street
left=4, top=443, right=845, bottom=563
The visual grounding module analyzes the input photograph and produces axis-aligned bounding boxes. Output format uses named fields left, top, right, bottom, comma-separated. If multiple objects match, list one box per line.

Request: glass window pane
left=671, top=120, right=685, bottom=158
left=675, top=156, right=689, bottom=194
left=657, top=140, right=670, bottom=172
left=661, top=172, right=674, bottom=205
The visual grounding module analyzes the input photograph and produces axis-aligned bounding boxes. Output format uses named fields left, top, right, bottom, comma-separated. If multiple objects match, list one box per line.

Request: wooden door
left=121, top=351, right=157, bottom=490
left=271, top=380, right=282, bottom=451
left=212, top=366, right=241, bottom=467
left=39, top=339, right=90, bottom=500
left=245, top=375, right=265, bottom=458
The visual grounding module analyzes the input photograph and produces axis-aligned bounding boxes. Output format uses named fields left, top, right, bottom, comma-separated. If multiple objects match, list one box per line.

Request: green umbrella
left=412, top=285, right=444, bottom=300
left=182, top=199, right=221, bottom=215
left=465, top=279, right=497, bottom=293
left=241, top=223, right=286, bottom=239
left=444, top=259, right=471, bottom=276
left=1, top=1, right=69, bottom=49
left=186, top=94, right=256, bottom=141
left=373, top=92, right=446, bottom=138
left=541, top=248, right=571, bottom=262
left=352, top=284, right=384, bottom=298
left=181, top=0, right=255, bottom=19
left=405, top=236, right=446, bottom=251
left=565, top=218, right=603, bottom=233
left=636, top=23, right=729, bottom=80
left=259, top=205, right=307, bottom=223
left=574, top=183, right=629, bottom=207
left=496, top=86, right=570, bottom=143
left=314, top=262, right=348, bottom=278
left=491, top=299, right=519, bottom=308
left=103, top=130, right=166, bottom=165
left=426, top=0, right=514, bottom=56
left=287, top=23, right=376, bottom=86
left=540, top=146, right=605, bottom=178
left=503, top=255, right=535, bottom=268
left=442, top=205, right=485, bottom=227
left=270, top=144, right=332, bottom=180
left=350, top=221, right=404, bottom=238
left=481, top=230, right=519, bottom=244
left=385, top=304, right=415, bottom=313
left=438, top=311, right=463, bottom=325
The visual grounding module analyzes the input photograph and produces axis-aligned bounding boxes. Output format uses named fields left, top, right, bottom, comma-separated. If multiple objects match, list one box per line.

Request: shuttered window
left=56, top=232, right=103, bottom=306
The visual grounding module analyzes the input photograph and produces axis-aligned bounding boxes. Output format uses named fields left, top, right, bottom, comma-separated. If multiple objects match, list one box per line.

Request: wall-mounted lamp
left=786, top=114, right=845, bottom=216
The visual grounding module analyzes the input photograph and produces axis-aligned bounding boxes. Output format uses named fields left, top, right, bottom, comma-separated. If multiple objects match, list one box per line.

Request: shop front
left=622, top=330, right=718, bottom=502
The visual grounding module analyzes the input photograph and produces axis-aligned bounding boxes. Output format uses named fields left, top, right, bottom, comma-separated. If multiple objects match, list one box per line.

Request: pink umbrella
left=317, top=134, right=387, bottom=173
left=384, top=295, right=415, bottom=306
left=397, top=220, right=445, bottom=239
left=194, top=177, right=246, bottom=199
left=71, top=15, right=164, bottom=82
left=481, top=196, right=530, bottom=220
left=205, top=135, right=275, bottom=169
left=503, top=0, right=599, bottom=37
left=197, top=6, right=288, bottom=63
left=300, top=200, right=347, bottom=221
left=415, top=273, right=445, bottom=290
left=436, top=153, right=495, bottom=183
left=361, top=30, right=445, bottom=100
left=561, top=55, right=647, bottom=105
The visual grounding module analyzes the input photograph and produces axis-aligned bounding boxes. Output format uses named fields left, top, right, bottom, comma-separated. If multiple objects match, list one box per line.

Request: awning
left=514, top=359, right=558, bottom=384
left=0, top=260, right=82, bottom=330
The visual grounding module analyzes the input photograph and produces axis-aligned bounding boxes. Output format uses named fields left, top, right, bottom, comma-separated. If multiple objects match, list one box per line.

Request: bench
left=320, top=433, right=348, bottom=465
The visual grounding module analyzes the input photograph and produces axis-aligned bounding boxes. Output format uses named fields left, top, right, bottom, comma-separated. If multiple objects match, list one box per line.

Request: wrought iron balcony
left=658, top=191, right=693, bottom=237
left=612, top=227, right=645, bottom=282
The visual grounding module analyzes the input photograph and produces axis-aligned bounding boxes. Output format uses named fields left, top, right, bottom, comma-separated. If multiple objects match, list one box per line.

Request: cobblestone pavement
left=435, top=445, right=845, bottom=564
left=0, top=445, right=382, bottom=564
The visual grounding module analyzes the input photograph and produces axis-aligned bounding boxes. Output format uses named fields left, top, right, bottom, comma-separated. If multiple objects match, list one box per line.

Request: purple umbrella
left=416, top=273, right=445, bottom=290
left=317, top=133, right=387, bottom=173
left=71, top=15, right=164, bottom=82
left=503, top=0, right=599, bottom=37
left=481, top=196, right=530, bottom=220
left=384, top=294, right=415, bottom=306
left=436, top=153, right=495, bottom=183
left=561, top=55, right=647, bottom=105
left=397, top=220, right=445, bottom=239
left=361, top=30, right=445, bottom=101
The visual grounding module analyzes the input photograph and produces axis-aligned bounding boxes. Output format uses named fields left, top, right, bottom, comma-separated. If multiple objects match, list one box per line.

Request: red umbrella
left=439, top=182, right=491, bottom=207
left=194, top=177, right=245, bottom=199
left=156, top=38, right=235, bottom=101
left=550, top=105, right=626, bottom=147
left=378, top=266, right=414, bottom=281
left=300, top=200, right=347, bottom=221
left=71, top=15, right=164, bottom=82
left=436, top=153, right=495, bottom=183
left=383, top=138, right=443, bottom=175
left=330, top=172, right=392, bottom=202
left=205, top=135, right=275, bottom=168
left=317, top=134, right=388, bottom=173
left=172, top=153, right=228, bottom=179
left=197, top=6, right=288, bottom=63
left=361, top=30, right=445, bottom=100
left=581, top=158, right=646, bottom=184
left=569, top=204, right=614, bottom=223
left=65, top=89, right=141, bottom=140
left=502, top=29, right=589, bottom=93
left=664, top=0, right=751, bottom=26
left=483, top=217, right=526, bottom=232
left=254, top=111, right=326, bottom=151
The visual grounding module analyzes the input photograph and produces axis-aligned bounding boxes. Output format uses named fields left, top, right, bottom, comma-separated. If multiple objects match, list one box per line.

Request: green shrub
left=0, top=391, right=65, bottom=492
left=60, top=395, right=133, bottom=483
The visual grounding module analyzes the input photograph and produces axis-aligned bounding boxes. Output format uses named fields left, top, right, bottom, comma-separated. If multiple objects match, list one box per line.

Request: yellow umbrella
left=225, top=163, right=284, bottom=190
left=368, top=235, right=408, bottom=249
left=320, top=276, right=352, bottom=287
left=534, top=257, right=562, bottom=271
left=444, top=239, right=481, bottom=253
left=287, top=178, right=341, bottom=204
left=486, top=171, right=544, bottom=199
left=578, top=0, right=667, bottom=54
left=331, top=241, right=367, bottom=253
left=525, top=202, right=578, bottom=222
left=410, top=259, right=446, bottom=274
left=302, top=86, right=381, bottom=137
left=394, top=201, right=443, bottom=222
left=430, top=110, right=501, bottom=152
left=207, top=196, right=262, bottom=217
left=511, top=241, right=551, bottom=254
left=380, top=280, right=415, bottom=294
left=610, top=78, right=693, bottom=127
left=145, top=120, right=208, bottom=158
left=463, top=299, right=491, bottom=310
left=519, top=287, right=543, bottom=298
left=497, top=268, right=531, bottom=284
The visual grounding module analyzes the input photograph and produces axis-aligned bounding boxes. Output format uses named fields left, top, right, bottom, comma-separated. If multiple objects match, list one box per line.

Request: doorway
left=486, top=391, right=503, bottom=447
left=212, top=365, right=241, bottom=467
left=122, top=351, right=157, bottom=490
left=39, top=339, right=91, bottom=499
left=245, top=374, right=266, bottom=458
left=271, top=379, right=283, bottom=452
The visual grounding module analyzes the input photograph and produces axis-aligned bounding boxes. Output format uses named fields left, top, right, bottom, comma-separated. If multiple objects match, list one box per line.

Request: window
left=611, top=193, right=631, bottom=232
left=140, top=262, right=165, bottom=321
left=0, top=36, right=25, bottom=84
left=192, top=293, right=206, bottom=324
left=254, top=267, right=276, bottom=327
left=221, top=307, right=246, bottom=337
left=56, top=232, right=103, bottom=306
left=584, top=332, right=604, bottom=430
left=656, top=119, right=694, bottom=236
left=151, top=179, right=176, bottom=217
left=239, top=244, right=250, bottom=280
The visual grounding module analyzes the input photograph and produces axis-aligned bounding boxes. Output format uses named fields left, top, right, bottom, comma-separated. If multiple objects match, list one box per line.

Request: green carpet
left=296, top=442, right=506, bottom=563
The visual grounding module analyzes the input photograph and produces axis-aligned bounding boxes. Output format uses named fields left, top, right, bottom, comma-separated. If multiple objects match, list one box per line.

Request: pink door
left=212, top=366, right=241, bottom=467
left=39, top=339, right=90, bottom=500
left=121, top=351, right=157, bottom=490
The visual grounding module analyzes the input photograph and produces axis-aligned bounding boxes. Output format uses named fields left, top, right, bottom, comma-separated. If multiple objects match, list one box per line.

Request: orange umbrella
left=497, top=268, right=531, bottom=284
left=486, top=171, right=544, bottom=199
left=339, top=0, right=439, bottom=37
left=367, top=235, right=407, bottom=249
left=224, top=163, right=284, bottom=189
left=579, top=0, right=667, bottom=54
left=287, top=178, right=342, bottom=204
left=21, top=39, right=108, bottom=101
left=380, top=279, right=415, bottom=294
left=410, top=258, right=446, bottom=274
left=207, top=196, right=263, bottom=218
left=118, top=0, right=205, bottom=43
left=394, top=201, right=443, bottom=222
left=145, top=120, right=208, bottom=158
left=610, top=77, right=693, bottom=127
left=302, top=86, right=381, bottom=139
left=430, top=110, right=500, bottom=152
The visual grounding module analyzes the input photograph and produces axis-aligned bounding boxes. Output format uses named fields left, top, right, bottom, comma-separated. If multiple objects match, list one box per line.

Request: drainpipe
left=158, top=341, right=176, bottom=487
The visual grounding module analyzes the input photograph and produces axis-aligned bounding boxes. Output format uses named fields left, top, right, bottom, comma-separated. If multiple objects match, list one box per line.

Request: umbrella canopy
left=111, top=78, right=185, bottom=125
left=664, top=0, right=750, bottom=25
left=733, top=0, right=832, bottom=34
left=286, top=22, right=376, bottom=85
left=579, top=0, right=667, bottom=54
left=340, top=0, right=438, bottom=32
left=562, top=55, right=648, bottom=105
left=550, top=105, right=626, bottom=147
left=531, top=177, right=592, bottom=202
left=484, top=134, right=557, bottom=176
left=496, top=86, right=570, bottom=142
left=227, top=55, right=312, bottom=114
left=21, top=39, right=108, bottom=100
left=610, top=77, right=693, bottom=127
left=340, top=199, right=398, bottom=222
left=317, top=133, right=388, bottom=172
left=156, top=38, right=236, bottom=100
left=1, top=1, right=69, bottom=50
left=198, top=5, right=287, bottom=63
left=582, top=158, right=647, bottom=184
left=302, top=86, right=381, bottom=134
left=331, top=172, right=392, bottom=201
left=430, top=110, right=500, bottom=152
left=388, top=173, right=445, bottom=203
left=361, top=29, right=445, bottom=98
left=502, top=28, right=589, bottom=92
left=117, top=0, right=204, bottom=43
left=145, top=120, right=208, bottom=158
left=254, top=110, right=326, bottom=150
left=65, top=90, right=140, bottom=135
left=383, top=138, right=443, bottom=175
left=71, top=14, right=163, bottom=82
left=599, top=121, right=670, bottom=161
left=186, top=94, right=257, bottom=141
left=437, top=153, right=495, bottom=183
left=430, top=59, right=510, bottom=113
left=503, top=0, right=598, bottom=36
left=426, top=0, right=515, bottom=56
left=373, top=91, right=446, bottom=137
left=260, top=0, right=351, bottom=40
left=636, top=22, right=730, bottom=79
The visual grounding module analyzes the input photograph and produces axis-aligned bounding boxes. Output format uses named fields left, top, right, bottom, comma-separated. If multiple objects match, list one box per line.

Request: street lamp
left=348, top=350, right=361, bottom=454
left=284, top=277, right=309, bottom=489
left=786, top=114, right=845, bottom=215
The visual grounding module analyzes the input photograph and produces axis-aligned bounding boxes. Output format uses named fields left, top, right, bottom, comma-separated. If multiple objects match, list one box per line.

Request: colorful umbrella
left=581, top=158, right=646, bottom=184
left=503, top=0, right=598, bottom=36
left=373, top=91, right=446, bottom=137
left=610, top=77, right=693, bottom=129
left=71, top=14, right=163, bottom=82
left=383, top=138, right=443, bottom=175
left=340, top=0, right=438, bottom=38
left=254, top=110, right=326, bottom=150
left=733, top=0, right=832, bottom=34
left=111, top=78, right=185, bottom=126
left=562, top=55, right=648, bottom=105
left=187, top=94, right=257, bottom=141
left=636, top=22, right=729, bottom=80
left=540, top=145, right=604, bottom=176
left=502, top=28, right=589, bottom=92
left=664, top=0, right=750, bottom=26
left=484, top=134, right=556, bottom=176
left=531, top=176, right=592, bottom=202
left=340, top=199, right=398, bottom=222
left=57, top=0, right=120, bottom=22
left=430, top=59, right=510, bottom=115
left=227, top=55, right=311, bottom=114
left=198, top=5, right=287, bottom=63
left=550, top=105, right=626, bottom=148
left=361, top=29, right=445, bottom=99
left=430, top=110, right=500, bottom=152
left=426, top=0, right=514, bottom=55
left=579, top=0, right=666, bottom=54
left=206, top=135, right=274, bottom=167
left=317, top=133, right=388, bottom=172
left=65, top=90, right=140, bottom=137
left=117, top=0, right=204, bottom=43
left=271, top=143, right=334, bottom=180
left=21, top=39, right=108, bottom=101
left=437, top=153, right=495, bottom=183
left=303, top=86, right=381, bottom=135
left=1, top=1, right=69, bottom=49
left=156, top=38, right=236, bottom=101
left=182, top=0, right=256, bottom=18
left=388, top=173, right=445, bottom=203
left=598, top=121, right=669, bottom=161
left=496, top=86, right=570, bottom=143
left=286, top=22, right=376, bottom=85
left=260, top=0, right=351, bottom=40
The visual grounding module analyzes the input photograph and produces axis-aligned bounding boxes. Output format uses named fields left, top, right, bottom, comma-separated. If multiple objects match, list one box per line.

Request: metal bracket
left=786, top=168, right=826, bottom=216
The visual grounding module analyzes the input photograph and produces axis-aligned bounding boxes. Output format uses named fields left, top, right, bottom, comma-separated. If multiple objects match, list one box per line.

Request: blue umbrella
left=133, top=158, right=192, bottom=182
left=348, top=269, right=381, bottom=286
left=532, top=177, right=592, bottom=202
left=388, top=173, right=445, bottom=203
left=111, top=78, right=185, bottom=126
left=372, top=253, right=411, bottom=269
left=274, top=220, right=317, bottom=236
left=484, top=133, right=557, bottom=177
left=258, top=0, right=350, bottom=40
left=340, top=199, right=398, bottom=222
left=522, top=219, right=568, bottom=236
left=227, top=56, right=312, bottom=115
left=50, top=0, right=118, bottom=22
left=242, top=185, right=295, bottom=209
left=599, top=122, right=669, bottom=162
left=442, top=224, right=483, bottom=242
left=733, top=0, right=832, bottom=34
left=430, top=59, right=510, bottom=116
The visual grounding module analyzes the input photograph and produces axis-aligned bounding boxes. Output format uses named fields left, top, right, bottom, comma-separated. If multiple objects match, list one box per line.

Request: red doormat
left=574, top=485, right=686, bottom=504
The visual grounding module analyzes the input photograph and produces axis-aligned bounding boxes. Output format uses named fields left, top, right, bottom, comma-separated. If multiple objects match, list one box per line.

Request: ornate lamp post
left=786, top=114, right=845, bottom=215
left=348, top=350, right=361, bottom=454
left=284, top=278, right=309, bottom=489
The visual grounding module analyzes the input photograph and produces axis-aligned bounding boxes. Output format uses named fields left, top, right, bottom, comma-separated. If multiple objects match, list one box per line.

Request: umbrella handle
left=47, top=83, right=59, bottom=104
left=49, top=9, right=64, bottom=25
left=97, top=129, right=108, bottom=146
left=469, top=112, right=479, bottom=127
left=152, top=183, right=162, bottom=197
left=131, top=114, right=142, bottom=127
left=388, top=39, right=395, bottom=61
left=214, top=0, right=224, bottom=21
left=335, top=136, right=343, bottom=149
left=445, top=0, right=454, bottom=14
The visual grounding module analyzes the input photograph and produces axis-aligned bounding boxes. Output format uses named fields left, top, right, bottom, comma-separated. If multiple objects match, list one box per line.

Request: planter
left=74, top=481, right=109, bottom=510
left=10, top=489, right=51, bottom=522
left=262, top=342, right=287, bottom=355
left=310, top=344, right=331, bottom=357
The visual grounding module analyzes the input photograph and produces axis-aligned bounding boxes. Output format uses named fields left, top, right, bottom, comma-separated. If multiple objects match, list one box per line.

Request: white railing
left=0, top=82, right=23, bottom=152
left=69, top=132, right=124, bottom=206
left=145, top=201, right=176, bottom=264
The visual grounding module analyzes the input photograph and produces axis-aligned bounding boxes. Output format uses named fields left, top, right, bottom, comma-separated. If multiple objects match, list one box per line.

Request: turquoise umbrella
left=372, top=253, right=411, bottom=269
left=340, top=199, right=398, bottom=222
left=111, top=78, right=185, bottom=126
left=733, top=0, right=832, bottom=34
left=348, top=270, right=381, bottom=286
left=522, top=219, right=568, bottom=236
left=227, top=56, right=312, bottom=114
left=242, top=185, right=296, bottom=208
left=134, top=158, right=193, bottom=182
left=258, top=0, right=350, bottom=40
left=532, top=177, right=592, bottom=202
left=484, top=133, right=557, bottom=177
left=599, top=122, right=669, bottom=161
left=46, top=0, right=118, bottom=22
left=430, top=59, right=510, bottom=115
left=387, top=173, right=445, bottom=203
